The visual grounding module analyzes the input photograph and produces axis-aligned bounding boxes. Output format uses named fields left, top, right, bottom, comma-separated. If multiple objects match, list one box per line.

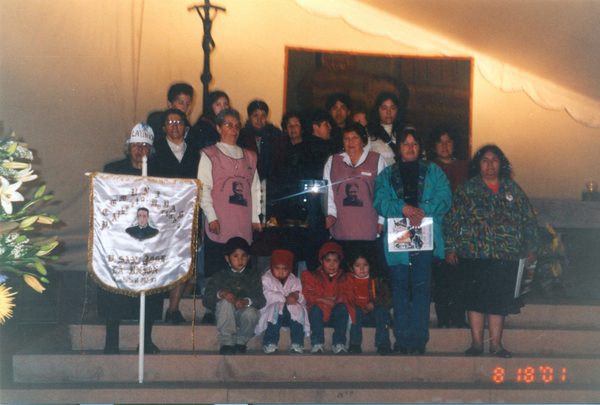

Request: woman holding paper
left=443, top=145, right=540, bottom=358
left=373, top=127, right=451, bottom=355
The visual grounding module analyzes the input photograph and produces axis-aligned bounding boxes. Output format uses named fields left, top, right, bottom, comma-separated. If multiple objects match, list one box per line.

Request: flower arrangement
left=534, top=223, right=567, bottom=297
left=0, top=131, right=58, bottom=324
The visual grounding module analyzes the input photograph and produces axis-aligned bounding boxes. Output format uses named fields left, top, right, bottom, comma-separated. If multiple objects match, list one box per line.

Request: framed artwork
left=285, top=48, right=473, bottom=160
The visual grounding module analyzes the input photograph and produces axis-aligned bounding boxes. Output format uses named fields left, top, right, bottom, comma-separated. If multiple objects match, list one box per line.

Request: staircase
left=4, top=299, right=600, bottom=403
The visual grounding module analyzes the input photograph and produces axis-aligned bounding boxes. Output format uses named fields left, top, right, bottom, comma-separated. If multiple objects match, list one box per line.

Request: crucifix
left=188, top=1, right=226, bottom=110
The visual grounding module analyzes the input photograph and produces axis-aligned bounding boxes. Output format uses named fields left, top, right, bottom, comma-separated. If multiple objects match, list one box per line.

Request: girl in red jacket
left=346, top=249, right=393, bottom=355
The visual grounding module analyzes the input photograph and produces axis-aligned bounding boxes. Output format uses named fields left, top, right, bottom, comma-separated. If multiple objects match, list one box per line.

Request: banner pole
left=139, top=156, right=148, bottom=384
left=139, top=292, right=146, bottom=383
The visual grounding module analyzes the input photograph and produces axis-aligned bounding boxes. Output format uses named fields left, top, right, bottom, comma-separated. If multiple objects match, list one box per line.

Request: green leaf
left=42, top=194, right=54, bottom=201
left=40, top=277, right=49, bottom=284
left=34, top=262, right=47, bottom=275
left=14, top=235, right=27, bottom=243
left=34, top=185, right=46, bottom=199
left=6, top=142, right=17, bottom=155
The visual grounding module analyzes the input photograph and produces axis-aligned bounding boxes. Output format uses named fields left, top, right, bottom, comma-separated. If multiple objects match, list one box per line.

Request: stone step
left=154, top=299, right=600, bottom=329
left=12, top=350, right=600, bottom=385
left=68, top=323, right=600, bottom=356
left=2, top=381, right=600, bottom=404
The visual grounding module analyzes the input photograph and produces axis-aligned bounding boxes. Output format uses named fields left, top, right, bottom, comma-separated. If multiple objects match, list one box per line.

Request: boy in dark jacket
left=203, top=237, right=266, bottom=355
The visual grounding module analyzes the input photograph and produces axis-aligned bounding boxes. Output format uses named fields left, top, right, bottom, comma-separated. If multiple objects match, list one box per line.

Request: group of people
left=98, top=82, right=541, bottom=359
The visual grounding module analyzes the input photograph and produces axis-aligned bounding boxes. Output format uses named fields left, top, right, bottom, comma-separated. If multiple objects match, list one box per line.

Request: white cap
left=127, top=123, right=154, bottom=146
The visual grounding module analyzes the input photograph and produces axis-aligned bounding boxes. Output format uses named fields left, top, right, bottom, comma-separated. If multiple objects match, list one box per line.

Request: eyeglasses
left=223, top=123, right=241, bottom=130
left=166, top=120, right=184, bottom=127
left=131, top=143, right=151, bottom=150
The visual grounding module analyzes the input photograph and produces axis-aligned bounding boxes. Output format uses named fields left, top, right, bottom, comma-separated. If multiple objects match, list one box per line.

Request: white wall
left=1, top=0, right=598, bottom=269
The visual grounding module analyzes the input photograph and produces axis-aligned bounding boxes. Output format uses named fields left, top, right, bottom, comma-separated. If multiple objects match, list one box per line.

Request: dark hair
left=468, top=144, right=512, bottom=179
left=247, top=99, right=269, bottom=116
left=397, top=127, right=424, bottom=159
left=325, top=93, right=352, bottom=111
left=342, top=122, right=368, bottom=145
left=203, top=90, right=230, bottom=121
left=428, top=124, right=459, bottom=159
left=367, top=91, right=409, bottom=142
left=352, top=103, right=368, bottom=116
left=224, top=237, right=251, bottom=256
left=137, top=207, right=149, bottom=214
left=163, top=108, right=188, bottom=127
left=281, top=110, right=302, bottom=131
left=311, top=109, right=331, bottom=128
left=346, top=247, right=384, bottom=278
left=215, top=108, right=241, bottom=127
left=167, top=83, right=193, bottom=103
left=346, top=248, right=371, bottom=268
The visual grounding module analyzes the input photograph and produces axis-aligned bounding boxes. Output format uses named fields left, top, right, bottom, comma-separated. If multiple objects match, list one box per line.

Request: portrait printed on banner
left=125, top=207, right=159, bottom=241
left=228, top=181, right=248, bottom=207
left=342, top=182, right=363, bottom=207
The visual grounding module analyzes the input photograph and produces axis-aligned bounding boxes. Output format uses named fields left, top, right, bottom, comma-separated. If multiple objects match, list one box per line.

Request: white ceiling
left=357, top=0, right=600, bottom=102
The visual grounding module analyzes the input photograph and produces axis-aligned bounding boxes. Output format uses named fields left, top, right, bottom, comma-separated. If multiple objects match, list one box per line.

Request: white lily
left=14, top=165, right=38, bottom=182
left=0, top=178, right=24, bottom=214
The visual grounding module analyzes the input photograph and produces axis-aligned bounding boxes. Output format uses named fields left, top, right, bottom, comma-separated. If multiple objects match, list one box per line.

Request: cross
left=188, top=1, right=226, bottom=110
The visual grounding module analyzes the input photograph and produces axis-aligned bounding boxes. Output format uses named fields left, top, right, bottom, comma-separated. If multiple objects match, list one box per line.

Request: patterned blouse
left=443, top=176, right=541, bottom=260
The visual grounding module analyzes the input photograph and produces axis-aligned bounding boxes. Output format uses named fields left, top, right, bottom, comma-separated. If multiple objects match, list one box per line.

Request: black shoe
left=144, top=342, right=160, bottom=354
left=347, top=344, right=362, bottom=355
left=376, top=344, right=393, bottom=356
left=219, top=345, right=235, bottom=355
left=409, top=347, right=426, bottom=355
left=465, top=346, right=484, bottom=357
left=437, top=320, right=451, bottom=328
left=234, top=344, right=247, bottom=354
left=202, top=312, right=216, bottom=325
left=393, top=346, right=408, bottom=355
left=136, top=342, right=161, bottom=354
left=490, top=348, right=512, bottom=358
left=165, top=309, right=186, bottom=325
left=103, top=345, right=119, bottom=355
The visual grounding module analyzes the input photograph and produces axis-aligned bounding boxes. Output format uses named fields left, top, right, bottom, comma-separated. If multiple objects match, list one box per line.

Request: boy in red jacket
left=301, top=242, right=354, bottom=354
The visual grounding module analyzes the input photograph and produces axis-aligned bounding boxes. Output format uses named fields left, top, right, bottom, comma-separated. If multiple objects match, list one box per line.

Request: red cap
left=271, top=249, right=294, bottom=271
left=318, top=241, right=343, bottom=261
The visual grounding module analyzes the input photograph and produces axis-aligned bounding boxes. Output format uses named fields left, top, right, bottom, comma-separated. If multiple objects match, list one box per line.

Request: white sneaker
left=289, top=343, right=304, bottom=354
left=333, top=343, right=347, bottom=354
left=310, top=343, right=325, bottom=354
left=263, top=343, right=278, bottom=354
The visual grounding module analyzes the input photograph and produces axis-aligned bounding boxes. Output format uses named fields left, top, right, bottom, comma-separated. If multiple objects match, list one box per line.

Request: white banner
left=387, top=217, right=434, bottom=252
left=88, top=173, right=200, bottom=295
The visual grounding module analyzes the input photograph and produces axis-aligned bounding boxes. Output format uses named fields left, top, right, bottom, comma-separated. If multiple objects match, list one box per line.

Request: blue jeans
left=389, top=251, right=432, bottom=349
left=308, top=303, right=349, bottom=346
left=349, top=305, right=391, bottom=347
left=263, top=306, right=305, bottom=346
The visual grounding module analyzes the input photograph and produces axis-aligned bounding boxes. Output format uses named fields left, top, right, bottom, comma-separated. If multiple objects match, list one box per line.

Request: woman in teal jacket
left=374, top=128, right=451, bottom=354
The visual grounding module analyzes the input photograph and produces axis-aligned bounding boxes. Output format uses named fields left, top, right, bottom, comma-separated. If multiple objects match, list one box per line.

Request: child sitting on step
left=202, top=237, right=266, bottom=355
left=346, top=249, right=393, bottom=355
left=301, top=241, right=354, bottom=355
left=255, top=249, right=310, bottom=354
